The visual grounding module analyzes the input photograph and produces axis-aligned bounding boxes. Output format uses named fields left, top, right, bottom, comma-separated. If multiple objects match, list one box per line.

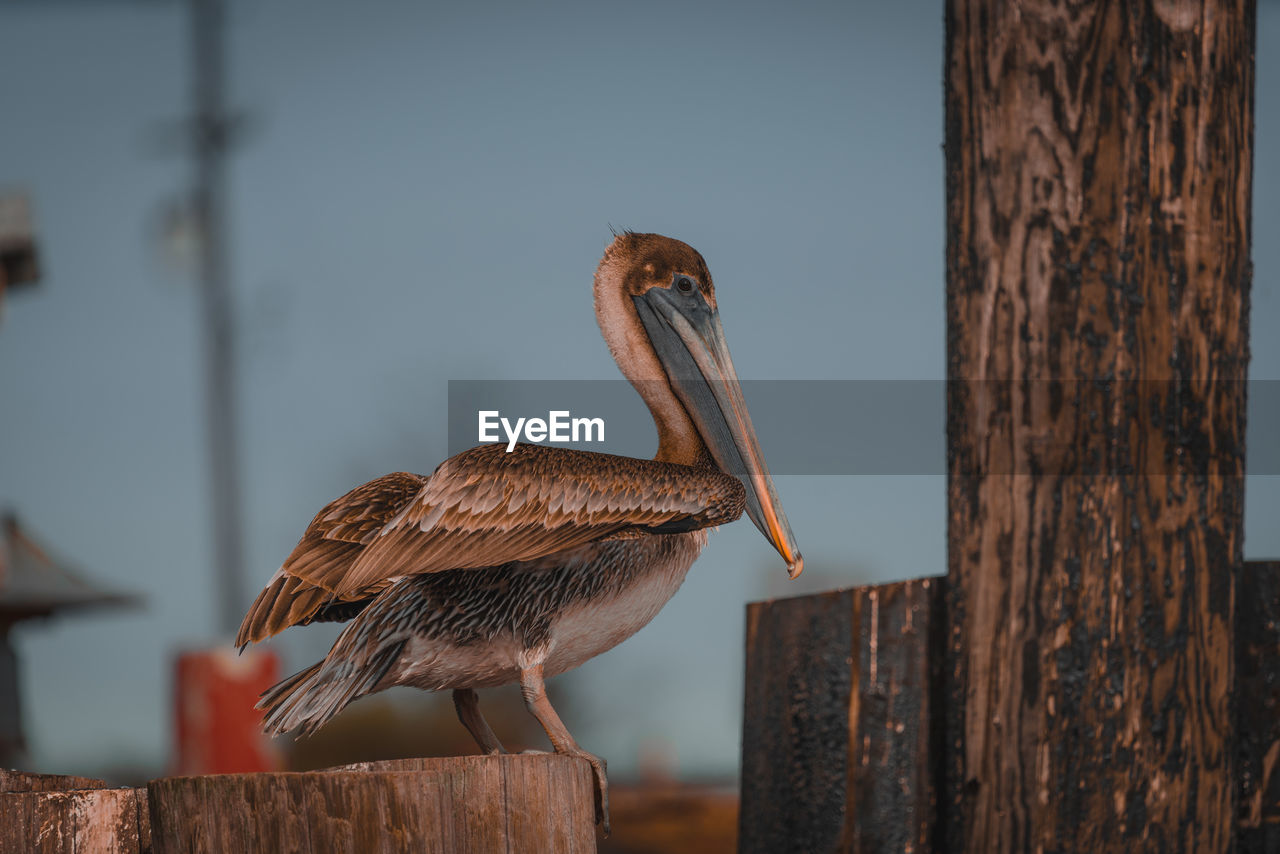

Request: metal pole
left=191, top=0, right=245, bottom=637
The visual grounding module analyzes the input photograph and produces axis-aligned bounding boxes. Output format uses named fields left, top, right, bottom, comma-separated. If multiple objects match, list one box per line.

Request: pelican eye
left=675, top=276, right=695, bottom=293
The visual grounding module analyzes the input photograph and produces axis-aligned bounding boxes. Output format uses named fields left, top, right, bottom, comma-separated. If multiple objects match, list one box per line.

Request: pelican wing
left=236, top=471, right=427, bottom=647
left=237, top=444, right=744, bottom=646
left=332, top=443, right=745, bottom=596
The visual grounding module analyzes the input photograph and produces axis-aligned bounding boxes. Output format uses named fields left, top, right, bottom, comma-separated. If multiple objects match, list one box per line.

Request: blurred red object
left=173, top=647, right=282, bottom=774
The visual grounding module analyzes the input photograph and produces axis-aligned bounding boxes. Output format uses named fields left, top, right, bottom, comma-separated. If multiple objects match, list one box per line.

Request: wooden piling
left=0, top=771, right=150, bottom=854
left=739, top=578, right=942, bottom=853
left=944, top=1, right=1254, bottom=849
left=1238, top=560, right=1280, bottom=853
left=146, top=754, right=596, bottom=854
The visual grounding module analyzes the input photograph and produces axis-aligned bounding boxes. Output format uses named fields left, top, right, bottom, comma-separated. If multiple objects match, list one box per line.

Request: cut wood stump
left=0, top=771, right=150, bottom=854
left=740, top=578, right=942, bottom=854
left=147, top=754, right=596, bottom=853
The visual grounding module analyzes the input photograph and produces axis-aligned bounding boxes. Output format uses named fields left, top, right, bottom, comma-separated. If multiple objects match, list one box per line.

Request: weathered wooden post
left=146, top=755, right=597, bottom=853
left=944, top=1, right=1254, bottom=851
left=740, top=2, right=1257, bottom=852
left=1238, top=560, right=1280, bottom=853
left=0, top=771, right=150, bottom=854
left=739, top=579, right=943, bottom=853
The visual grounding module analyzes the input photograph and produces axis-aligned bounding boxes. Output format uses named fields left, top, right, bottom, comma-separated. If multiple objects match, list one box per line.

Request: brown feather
left=237, top=449, right=742, bottom=645
left=303, top=471, right=427, bottom=544
left=235, top=472, right=427, bottom=646
left=330, top=443, right=744, bottom=596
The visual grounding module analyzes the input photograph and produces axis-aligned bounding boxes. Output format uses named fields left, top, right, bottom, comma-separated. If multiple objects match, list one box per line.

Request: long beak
left=634, top=283, right=803, bottom=578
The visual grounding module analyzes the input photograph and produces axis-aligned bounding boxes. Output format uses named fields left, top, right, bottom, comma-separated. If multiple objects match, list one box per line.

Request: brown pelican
left=236, top=232, right=801, bottom=830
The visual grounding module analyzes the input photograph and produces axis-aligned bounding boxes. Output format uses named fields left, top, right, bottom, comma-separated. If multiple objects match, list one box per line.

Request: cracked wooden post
left=739, top=578, right=943, bottom=853
left=0, top=771, right=150, bottom=854
left=146, top=755, right=596, bottom=853
left=943, top=1, right=1254, bottom=850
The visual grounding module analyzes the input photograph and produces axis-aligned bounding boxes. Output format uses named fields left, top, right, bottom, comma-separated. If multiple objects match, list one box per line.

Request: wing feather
left=237, top=445, right=745, bottom=645
left=330, top=444, right=744, bottom=595
left=235, top=472, right=425, bottom=647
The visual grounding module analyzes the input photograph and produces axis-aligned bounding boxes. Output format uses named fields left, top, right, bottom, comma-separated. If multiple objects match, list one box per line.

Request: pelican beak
left=634, top=281, right=803, bottom=578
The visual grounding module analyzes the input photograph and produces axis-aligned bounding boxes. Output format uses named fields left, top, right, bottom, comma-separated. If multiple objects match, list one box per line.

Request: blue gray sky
left=2, top=1, right=1277, bottom=779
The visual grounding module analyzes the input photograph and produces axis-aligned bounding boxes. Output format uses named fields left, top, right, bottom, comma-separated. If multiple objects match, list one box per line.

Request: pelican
left=237, top=232, right=801, bottom=830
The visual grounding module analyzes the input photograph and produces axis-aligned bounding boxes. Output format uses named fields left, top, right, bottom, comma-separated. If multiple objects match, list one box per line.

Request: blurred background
left=0, top=0, right=1277, bottom=843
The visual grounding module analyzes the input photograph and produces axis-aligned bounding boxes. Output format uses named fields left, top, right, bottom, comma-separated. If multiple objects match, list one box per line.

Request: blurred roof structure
left=0, top=513, right=139, bottom=623
left=0, top=513, right=140, bottom=767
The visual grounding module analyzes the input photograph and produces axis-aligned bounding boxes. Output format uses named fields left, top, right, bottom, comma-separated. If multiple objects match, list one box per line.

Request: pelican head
left=594, top=232, right=802, bottom=577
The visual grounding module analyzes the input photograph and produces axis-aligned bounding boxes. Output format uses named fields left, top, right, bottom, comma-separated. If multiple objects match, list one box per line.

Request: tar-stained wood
left=0, top=773, right=150, bottom=854
left=740, top=578, right=942, bottom=854
left=147, top=754, right=596, bottom=853
left=944, top=1, right=1254, bottom=851
left=1238, top=561, right=1280, bottom=853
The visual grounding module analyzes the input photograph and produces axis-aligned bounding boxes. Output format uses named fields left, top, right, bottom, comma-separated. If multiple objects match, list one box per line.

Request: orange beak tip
left=786, top=552, right=804, bottom=579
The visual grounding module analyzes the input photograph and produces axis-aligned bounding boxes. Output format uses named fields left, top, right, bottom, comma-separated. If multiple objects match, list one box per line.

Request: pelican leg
left=452, top=688, right=506, bottom=755
left=519, top=664, right=610, bottom=834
